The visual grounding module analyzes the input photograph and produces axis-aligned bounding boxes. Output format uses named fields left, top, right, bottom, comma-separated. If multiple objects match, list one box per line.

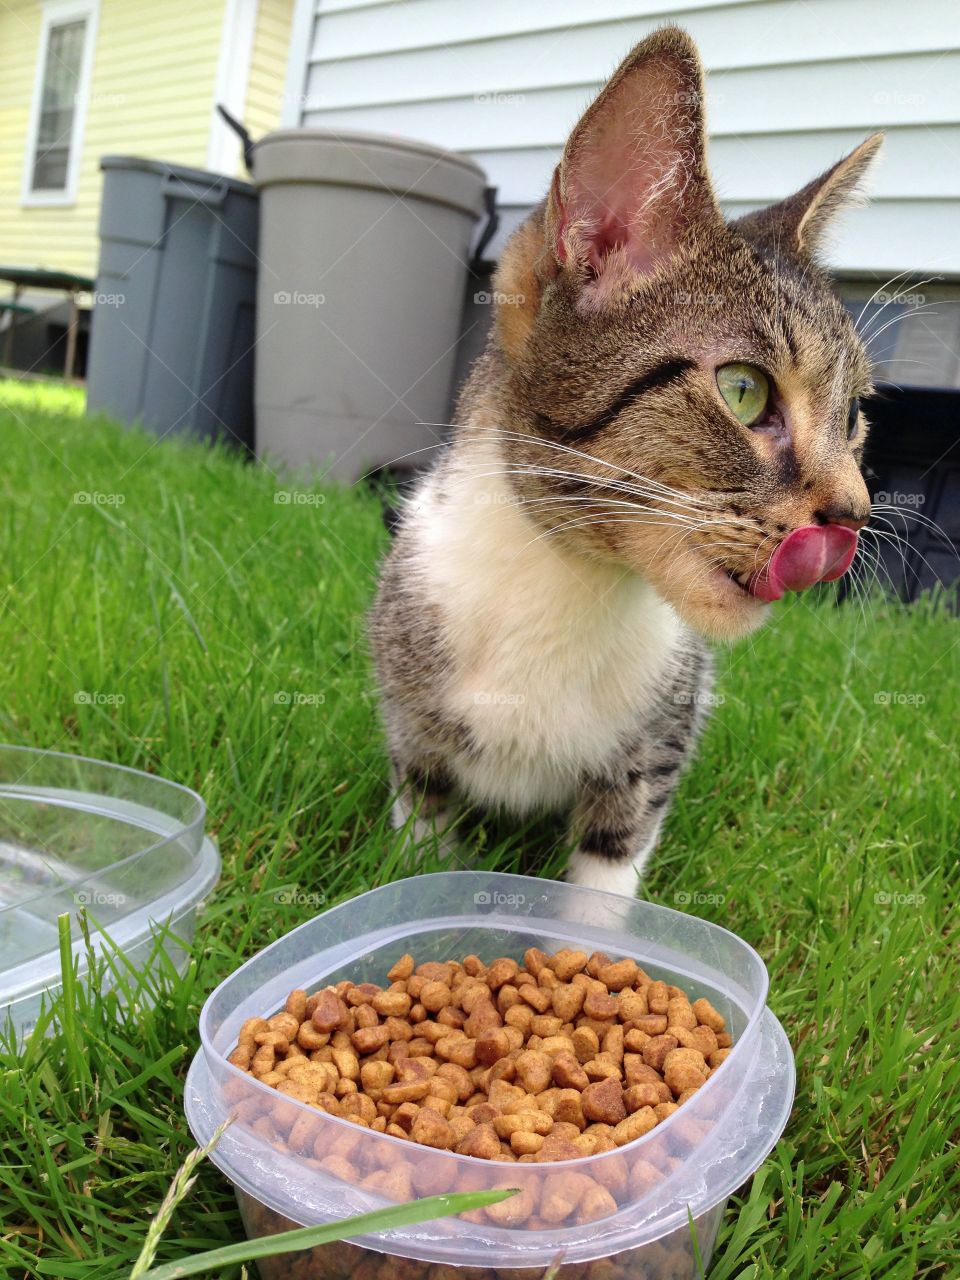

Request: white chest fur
left=407, top=444, right=684, bottom=812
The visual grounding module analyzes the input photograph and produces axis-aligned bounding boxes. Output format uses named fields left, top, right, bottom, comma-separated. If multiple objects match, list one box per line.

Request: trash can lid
left=100, top=155, right=257, bottom=197
left=252, top=129, right=487, bottom=219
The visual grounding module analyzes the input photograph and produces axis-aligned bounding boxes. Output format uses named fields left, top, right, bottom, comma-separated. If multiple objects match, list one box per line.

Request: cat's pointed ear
left=735, top=133, right=883, bottom=259
left=546, top=27, right=723, bottom=302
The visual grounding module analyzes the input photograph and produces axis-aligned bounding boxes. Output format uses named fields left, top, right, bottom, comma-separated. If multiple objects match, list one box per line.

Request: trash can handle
left=469, top=186, right=500, bottom=273
left=159, top=169, right=230, bottom=208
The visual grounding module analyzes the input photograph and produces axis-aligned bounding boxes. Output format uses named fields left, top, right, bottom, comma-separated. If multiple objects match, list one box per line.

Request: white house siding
left=286, top=0, right=960, bottom=278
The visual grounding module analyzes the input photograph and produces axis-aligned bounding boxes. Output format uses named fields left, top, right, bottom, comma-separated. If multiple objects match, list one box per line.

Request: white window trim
left=21, top=0, right=100, bottom=207
left=207, top=0, right=259, bottom=174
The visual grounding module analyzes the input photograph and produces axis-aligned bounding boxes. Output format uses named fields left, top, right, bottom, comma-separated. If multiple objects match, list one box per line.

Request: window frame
left=21, top=0, right=100, bottom=207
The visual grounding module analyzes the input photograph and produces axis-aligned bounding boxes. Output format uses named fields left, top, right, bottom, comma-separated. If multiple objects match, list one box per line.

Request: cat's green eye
left=716, top=363, right=770, bottom=427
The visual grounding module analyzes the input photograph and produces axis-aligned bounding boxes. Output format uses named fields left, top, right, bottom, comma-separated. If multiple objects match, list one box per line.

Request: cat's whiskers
left=517, top=512, right=722, bottom=557
left=461, top=425, right=750, bottom=510
left=467, top=465, right=718, bottom=522
left=856, top=273, right=942, bottom=340
left=857, top=531, right=901, bottom=600
left=866, top=525, right=929, bottom=597
left=861, top=523, right=911, bottom=593
left=870, top=507, right=956, bottom=587
left=870, top=503, right=956, bottom=549
left=867, top=520, right=945, bottom=596
left=526, top=508, right=762, bottom=582
left=853, top=269, right=918, bottom=332
left=861, top=302, right=944, bottom=354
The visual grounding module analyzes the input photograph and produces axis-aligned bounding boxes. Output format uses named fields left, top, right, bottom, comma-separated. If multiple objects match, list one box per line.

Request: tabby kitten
left=369, top=27, right=881, bottom=897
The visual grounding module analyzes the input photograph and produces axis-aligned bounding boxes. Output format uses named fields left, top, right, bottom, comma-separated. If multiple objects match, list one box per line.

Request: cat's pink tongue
left=747, top=525, right=859, bottom=603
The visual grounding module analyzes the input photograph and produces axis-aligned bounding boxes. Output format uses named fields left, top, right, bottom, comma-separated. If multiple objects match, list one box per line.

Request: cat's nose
left=812, top=504, right=869, bottom=531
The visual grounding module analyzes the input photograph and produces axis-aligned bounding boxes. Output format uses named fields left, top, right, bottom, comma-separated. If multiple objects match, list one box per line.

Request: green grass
left=0, top=377, right=957, bottom=1279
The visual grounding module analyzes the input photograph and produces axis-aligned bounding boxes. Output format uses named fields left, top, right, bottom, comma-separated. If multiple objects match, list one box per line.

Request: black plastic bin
left=860, top=385, right=960, bottom=601
left=86, top=156, right=259, bottom=449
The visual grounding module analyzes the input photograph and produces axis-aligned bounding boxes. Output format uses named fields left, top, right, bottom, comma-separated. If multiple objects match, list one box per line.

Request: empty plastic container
left=86, top=156, right=259, bottom=449
left=185, top=871, right=794, bottom=1278
left=0, top=745, right=219, bottom=1037
left=252, top=131, right=487, bottom=481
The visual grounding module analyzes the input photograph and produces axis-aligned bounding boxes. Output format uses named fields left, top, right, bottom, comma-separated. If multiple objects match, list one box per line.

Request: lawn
left=0, top=377, right=957, bottom=1280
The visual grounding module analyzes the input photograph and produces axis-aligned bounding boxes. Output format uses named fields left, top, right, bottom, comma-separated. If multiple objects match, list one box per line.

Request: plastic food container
left=0, top=745, right=219, bottom=1036
left=185, top=872, right=794, bottom=1278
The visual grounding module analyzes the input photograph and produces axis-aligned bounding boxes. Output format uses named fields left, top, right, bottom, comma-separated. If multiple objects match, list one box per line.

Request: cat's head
left=490, top=26, right=882, bottom=642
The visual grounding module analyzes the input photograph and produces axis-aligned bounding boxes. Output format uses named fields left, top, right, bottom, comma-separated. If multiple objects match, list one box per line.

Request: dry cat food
left=238, top=1187, right=723, bottom=1280
left=228, top=947, right=732, bottom=1163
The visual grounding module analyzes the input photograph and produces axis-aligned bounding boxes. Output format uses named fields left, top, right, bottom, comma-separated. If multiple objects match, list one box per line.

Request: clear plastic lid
left=0, top=746, right=213, bottom=1026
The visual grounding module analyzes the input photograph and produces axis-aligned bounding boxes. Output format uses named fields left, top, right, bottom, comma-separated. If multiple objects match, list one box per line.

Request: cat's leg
left=566, top=643, right=713, bottom=895
left=389, top=740, right=464, bottom=863
left=565, top=769, right=675, bottom=897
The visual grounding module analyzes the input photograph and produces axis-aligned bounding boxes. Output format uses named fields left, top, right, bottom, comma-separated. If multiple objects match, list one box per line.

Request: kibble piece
left=581, top=1076, right=626, bottom=1125
left=410, top=1107, right=455, bottom=1149
left=331, top=1047, right=360, bottom=1080
left=435, top=1036, right=478, bottom=1069
left=597, top=958, right=639, bottom=991
left=551, top=1089, right=587, bottom=1129
left=386, top=953, right=414, bottom=982
left=510, top=1129, right=544, bottom=1155
left=643, top=1033, right=680, bottom=1072
left=452, top=1122, right=499, bottom=1160
left=633, top=1013, right=669, bottom=1036
left=420, top=980, right=453, bottom=1013
left=613, top=1106, right=657, bottom=1145
left=663, top=1047, right=708, bottom=1094
left=552, top=1051, right=589, bottom=1091
left=416, top=961, right=455, bottom=984
left=284, top=989, right=308, bottom=1022
left=647, top=981, right=670, bottom=1014
left=623, top=1028, right=651, bottom=1054
left=352, top=1024, right=390, bottom=1054
left=550, top=949, right=589, bottom=980
left=666, top=997, right=697, bottom=1030
left=353, top=1004, right=378, bottom=1030
left=311, top=990, right=343, bottom=1033
left=692, top=997, right=726, bottom=1032
left=483, top=1181, right=535, bottom=1226
left=583, top=1056, right=621, bottom=1083
left=623, top=1082, right=662, bottom=1111
left=618, top=989, right=648, bottom=1021
left=688, top=1025, right=719, bottom=1058
left=583, top=989, right=619, bottom=1020
left=571, top=1026, right=600, bottom=1063
left=514, top=1049, right=553, bottom=1094
left=493, top=1110, right=553, bottom=1140
left=372, top=988, right=412, bottom=1018
left=485, top=957, right=519, bottom=990
left=503, top=1004, right=533, bottom=1035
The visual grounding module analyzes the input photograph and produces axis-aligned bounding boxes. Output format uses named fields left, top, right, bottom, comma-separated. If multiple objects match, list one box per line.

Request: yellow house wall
left=0, top=0, right=227, bottom=281
left=244, top=0, right=295, bottom=149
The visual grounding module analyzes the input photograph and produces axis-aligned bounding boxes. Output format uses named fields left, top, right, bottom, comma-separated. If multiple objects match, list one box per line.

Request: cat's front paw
left=565, top=850, right=641, bottom=898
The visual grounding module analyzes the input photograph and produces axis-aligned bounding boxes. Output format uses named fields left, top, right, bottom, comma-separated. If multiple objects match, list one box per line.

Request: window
left=23, top=2, right=98, bottom=204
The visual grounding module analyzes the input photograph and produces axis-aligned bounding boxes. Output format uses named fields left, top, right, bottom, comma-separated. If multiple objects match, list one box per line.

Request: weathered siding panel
left=295, top=0, right=960, bottom=274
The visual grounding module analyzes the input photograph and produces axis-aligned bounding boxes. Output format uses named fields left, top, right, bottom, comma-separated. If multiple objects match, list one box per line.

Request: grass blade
left=135, top=1188, right=517, bottom=1280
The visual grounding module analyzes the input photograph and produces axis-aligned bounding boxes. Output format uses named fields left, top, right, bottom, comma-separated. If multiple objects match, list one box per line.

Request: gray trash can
left=86, top=156, right=259, bottom=448
left=252, top=130, right=486, bottom=480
